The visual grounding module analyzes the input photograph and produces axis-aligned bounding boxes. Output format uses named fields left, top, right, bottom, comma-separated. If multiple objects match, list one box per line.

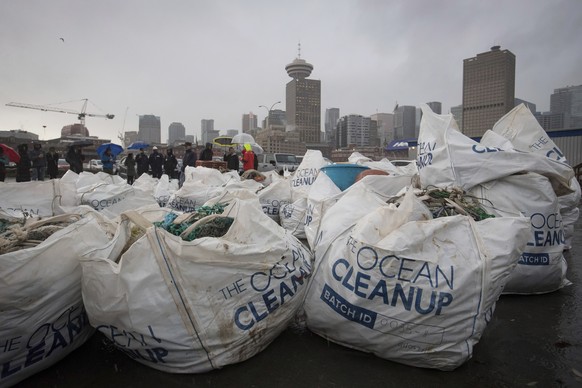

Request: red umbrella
left=0, top=144, right=20, bottom=163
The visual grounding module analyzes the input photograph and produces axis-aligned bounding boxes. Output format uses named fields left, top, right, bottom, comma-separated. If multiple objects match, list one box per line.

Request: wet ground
left=16, top=208, right=582, bottom=388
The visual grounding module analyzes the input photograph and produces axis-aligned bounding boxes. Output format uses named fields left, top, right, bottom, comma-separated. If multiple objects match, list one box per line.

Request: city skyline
left=1, top=0, right=581, bottom=142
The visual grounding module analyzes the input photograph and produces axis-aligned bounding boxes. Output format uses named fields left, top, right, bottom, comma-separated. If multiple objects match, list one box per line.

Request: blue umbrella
left=97, top=143, right=124, bottom=158
left=127, top=141, right=150, bottom=150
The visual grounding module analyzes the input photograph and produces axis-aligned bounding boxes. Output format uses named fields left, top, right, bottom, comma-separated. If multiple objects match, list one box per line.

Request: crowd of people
left=3, top=141, right=261, bottom=185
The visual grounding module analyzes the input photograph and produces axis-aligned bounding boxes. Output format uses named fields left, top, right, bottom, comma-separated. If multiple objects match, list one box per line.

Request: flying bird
left=59, top=37, right=65, bottom=42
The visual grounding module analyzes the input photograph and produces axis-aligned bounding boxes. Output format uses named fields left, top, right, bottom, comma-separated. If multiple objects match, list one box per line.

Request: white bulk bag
left=280, top=198, right=308, bottom=240
left=0, top=212, right=125, bottom=387
left=0, top=180, right=60, bottom=217
left=470, top=173, right=569, bottom=294
left=416, top=105, right=573, bottom=193
left=80, top=196, right=313, bottom=373
left=304, top=172, right=343, bottom=249
left=290, top=150, right=327, bottom=201
left=167, top=182, right=224, bottom=212
left=305, top=191, right=530, bottom=370
left=258, top=179, right=292, bottom=221
left=490, top=104, right=580, bottom=250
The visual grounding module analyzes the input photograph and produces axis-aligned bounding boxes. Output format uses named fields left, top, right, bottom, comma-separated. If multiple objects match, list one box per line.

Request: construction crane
left=6, top=98, right=114, bottom=126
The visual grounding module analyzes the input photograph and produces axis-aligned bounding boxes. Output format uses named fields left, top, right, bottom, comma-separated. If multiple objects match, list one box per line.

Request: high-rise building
left=426, top=101, right=442, bottom=114
left=462, top=46, right=516, bottom=137
left=138, top=115, right=161, bottom=143
left=262, top=109, right=287, bottom=130
left=285, top=51, right=321, bottom=144
left=550, top=84, right=582, bottom=129
left=168, top=122, right=186, bottom=146
left=393, top=105, right=416, bottom=140
left=371, top=113, right=394, bottom=146
left=325, top=108, right=340, bottom=145
left=242, top=113, right=258, bottom=133
left=201, top=119, right=218, bottom=144
left=336, top=115, right=374, bottom=148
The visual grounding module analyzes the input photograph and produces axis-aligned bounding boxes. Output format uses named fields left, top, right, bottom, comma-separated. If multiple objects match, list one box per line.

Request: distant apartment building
left=462, top=46, right=516, bottom=137
left=242, top=113, right=258, bottom=133
left=123, top=131, right=138, bottom=147
left=534, top=112, right=564, bottom=131
left=371, top=113, right=394, bottom=146
left=285, top=54, right=321, bottom=143
left=550, top=84, right=582, bottom=129
left=393, top=105, right=416, bottom=140
left=336, top=115, right=375, bottom=148
left=138, top=115, right=161, bottom=143
left=426, top=101, right=442, bottom=114
left=225, top=129, right=238, bottom=138
left=325, top=108, right=340, bottom=145
left=514, top=98, right=536, bottom=114
left=168, top=122, right=186, bottom=146
left=450, top=105, right=463, bottom=129
left=201, top=119, right=218, bottom=144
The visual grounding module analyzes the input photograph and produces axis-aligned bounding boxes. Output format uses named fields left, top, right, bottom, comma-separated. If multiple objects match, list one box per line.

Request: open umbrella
left=0, top=144, right=20, bottom=163
left=212, top=136, right=233, bottom=147
left=127, top=141, right=149, bottom=150
left=251, top=143, right=264, bottom=155
left=97, top=143, right=124, bottom=158
left=231, top=133, right=255, bottom=144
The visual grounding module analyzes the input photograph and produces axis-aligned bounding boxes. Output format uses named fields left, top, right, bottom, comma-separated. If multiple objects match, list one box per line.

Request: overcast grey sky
left=1, top=0, right=581, bottom=143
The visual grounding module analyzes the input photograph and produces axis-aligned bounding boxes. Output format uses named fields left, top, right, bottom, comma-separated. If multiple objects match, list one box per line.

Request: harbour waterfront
left=15, top=207, right=582, bottom=388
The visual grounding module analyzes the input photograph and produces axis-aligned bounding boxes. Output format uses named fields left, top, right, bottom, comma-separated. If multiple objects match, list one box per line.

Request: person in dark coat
left=16, top=144, right=32, bottom=182
left=199, top=143, right=213, bottom=161
left=46, top=147, right=60, bottom=179
left=180, top=142, right=197, bottom=187
left=223, top=147, right=240, bottom=172
left=0, top=147, right=9, bottom=182
left=135, top=148, right=149, bottom=177
left=65, top=145, right=84, bottom=174
left=148, top=146, right=164, bottom=178
left=164, top=148, right=178, bottom=179
left=29, top=143, right=47, bottom=180
left=124, top=153, right=136, bottom=185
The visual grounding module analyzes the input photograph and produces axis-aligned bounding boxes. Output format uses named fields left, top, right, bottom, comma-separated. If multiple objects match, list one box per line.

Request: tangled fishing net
left=0, top=214, right=82, bottom=254
left=153, top=203, right=233, bottom=241
left=389, top=187, right=495, bottom=221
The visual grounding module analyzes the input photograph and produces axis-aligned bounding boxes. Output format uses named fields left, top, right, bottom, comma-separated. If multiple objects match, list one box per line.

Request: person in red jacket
left=241, top=147, right=255, bottom=172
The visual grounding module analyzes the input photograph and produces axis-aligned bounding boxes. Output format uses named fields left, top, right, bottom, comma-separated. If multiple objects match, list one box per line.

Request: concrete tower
left=285, top=43, right=321, bottom=144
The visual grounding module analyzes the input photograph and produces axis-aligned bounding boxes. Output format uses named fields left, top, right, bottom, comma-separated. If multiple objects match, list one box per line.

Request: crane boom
left=6, top=99, right=115, bottom=126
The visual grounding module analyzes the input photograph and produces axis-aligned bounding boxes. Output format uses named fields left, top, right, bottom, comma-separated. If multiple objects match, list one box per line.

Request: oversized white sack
left=257, top=178, right=292, bottom=221
left=80, top=196, right=313, bottom=373
left=0, top=180, right=60, bottom=217
left=470, top=173, right=569, bottom=294
left=490, top=104, right=580, bottom=250
left=183, top=166, right=227, bottom=186
left=304, top=171, right=343, bottom=249
left=280, top=198, right=308, bottom=240
left=0, top=211, right=127, bottom=387
left=290, top=150, right=327, bottom=201
left=348, top=153, right=418, bottom=176
left=167, top=182, right=224, bottom=212
left=305, top=190, right=530, bottom=370
left=153, top=175, right=179, bottom=207
left=416, top=105, right=573, bottom=194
